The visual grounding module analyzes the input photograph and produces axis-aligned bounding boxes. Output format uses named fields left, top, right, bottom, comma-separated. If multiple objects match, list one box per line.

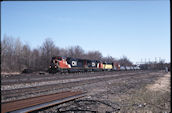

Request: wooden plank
left=1, top=91, right=83, bottom=113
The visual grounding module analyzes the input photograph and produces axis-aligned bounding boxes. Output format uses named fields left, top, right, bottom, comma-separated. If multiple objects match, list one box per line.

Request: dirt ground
left=32, top=71, right=171, bottom=113
left=117, top=72, right=171, bottom=113
left=146, top=73, right=170, bottom=92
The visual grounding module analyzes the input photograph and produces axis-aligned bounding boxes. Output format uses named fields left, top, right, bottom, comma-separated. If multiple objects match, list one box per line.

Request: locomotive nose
left=49, top=63, right=56, bottom=69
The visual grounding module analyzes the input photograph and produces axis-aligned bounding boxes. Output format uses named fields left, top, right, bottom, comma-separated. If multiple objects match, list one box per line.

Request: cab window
left=57, top=57, right=62, bottom=61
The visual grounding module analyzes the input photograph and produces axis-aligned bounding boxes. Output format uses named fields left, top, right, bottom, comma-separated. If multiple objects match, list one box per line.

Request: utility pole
left=158, top=57, right=160, bottom=63
left=148, top=58, right=150, bottom=64
left=155, top=57, right=157, bottom=63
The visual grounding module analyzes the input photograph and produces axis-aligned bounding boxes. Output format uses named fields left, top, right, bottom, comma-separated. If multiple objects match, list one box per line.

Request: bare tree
left=67, top=46, right=84, bottom=58
left=40, top=38, right=56, bottom=70
left=1, top=36, right=26, bottom=72
left=1, top=35, right=15, bottom=72
left=102, top=56, right=116, bottom=62
left=59, top=48, right=68, bottom=56
left=30, top=48, right=41, bottom=70
left=13, top=38, right=23, bottom=71
left=118, top=56, right=133, bottom=66
left=51, top=47, right=60, bottom=56
left=85, top=51, right=103, bottom=60
left=21, top=44, right=31, bottom=69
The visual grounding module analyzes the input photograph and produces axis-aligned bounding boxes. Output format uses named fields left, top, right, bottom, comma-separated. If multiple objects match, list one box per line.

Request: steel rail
left=1, top=91, right=86, bottom=113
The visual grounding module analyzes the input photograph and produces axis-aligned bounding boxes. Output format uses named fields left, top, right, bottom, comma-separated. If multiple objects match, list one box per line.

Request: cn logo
left=92, top=62, right=95, bottom=67
left=72, top=61, right=77, bottom=66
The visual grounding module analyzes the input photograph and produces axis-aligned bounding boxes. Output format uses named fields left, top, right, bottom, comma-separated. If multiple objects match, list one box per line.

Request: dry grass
left=119, top=88, right=171, bottom=113
left=118, top=73, right=171, bottom=113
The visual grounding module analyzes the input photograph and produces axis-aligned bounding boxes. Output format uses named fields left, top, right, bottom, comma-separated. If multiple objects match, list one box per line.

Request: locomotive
left=48, top=56, right=121, bottom=73
left=48, top=56, right=139, bottom=73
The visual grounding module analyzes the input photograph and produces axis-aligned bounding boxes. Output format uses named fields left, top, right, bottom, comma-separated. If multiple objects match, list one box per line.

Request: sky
left=1, top=1, right=170, bottom=64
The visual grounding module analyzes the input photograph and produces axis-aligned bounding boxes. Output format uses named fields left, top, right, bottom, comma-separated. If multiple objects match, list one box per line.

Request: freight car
left=113, top=63, right=120, bottom=71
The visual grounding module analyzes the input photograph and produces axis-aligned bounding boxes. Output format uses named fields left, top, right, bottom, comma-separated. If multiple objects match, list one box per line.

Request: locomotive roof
left=52, top=56, right=109, bottom=63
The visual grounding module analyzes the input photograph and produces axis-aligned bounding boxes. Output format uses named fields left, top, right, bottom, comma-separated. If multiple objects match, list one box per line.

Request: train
left=48, top=56, right=140, bottom=73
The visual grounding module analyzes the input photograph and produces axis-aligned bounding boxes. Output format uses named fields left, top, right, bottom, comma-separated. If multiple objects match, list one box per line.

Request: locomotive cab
left=49, top=56, right=71, bottom=73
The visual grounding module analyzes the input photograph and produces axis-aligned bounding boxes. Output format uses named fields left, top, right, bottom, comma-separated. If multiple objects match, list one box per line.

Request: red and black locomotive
left=48, top=56, right=108, bottom=73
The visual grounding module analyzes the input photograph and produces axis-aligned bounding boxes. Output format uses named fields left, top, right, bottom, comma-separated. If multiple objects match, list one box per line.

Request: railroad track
left=1, top=71, right=160, bottom=103
left=1, top=71, right=146, bottom=89
left=1, top=70, right=142, bottom=85
left=2, top=71, right=147, bottom=92
left=1, top=91, right=86, bottom=113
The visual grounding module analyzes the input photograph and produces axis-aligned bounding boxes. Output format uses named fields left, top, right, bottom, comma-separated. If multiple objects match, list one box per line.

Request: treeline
left=140, top=61, right=170, bottom=71
left=1, top=35, right=133, bottom=72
